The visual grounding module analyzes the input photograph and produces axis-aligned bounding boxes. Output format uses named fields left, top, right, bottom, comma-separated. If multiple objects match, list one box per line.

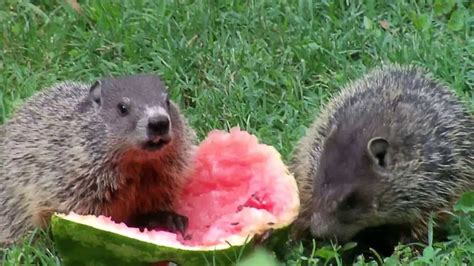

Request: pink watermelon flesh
left=63, top=127, right=299, bottom=249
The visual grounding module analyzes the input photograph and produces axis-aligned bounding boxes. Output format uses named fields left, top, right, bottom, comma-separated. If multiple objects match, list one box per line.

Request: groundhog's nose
left=147, top=115, right=170, bottom=138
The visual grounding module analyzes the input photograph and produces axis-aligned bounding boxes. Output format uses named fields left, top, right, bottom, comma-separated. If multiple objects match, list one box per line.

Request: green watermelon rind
left=51, top=214, right=260, bottom=266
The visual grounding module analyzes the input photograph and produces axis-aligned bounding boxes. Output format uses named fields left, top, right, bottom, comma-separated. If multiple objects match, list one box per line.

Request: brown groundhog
left=289, top=64, right=474, bottom=256
left=0, top=74, right=196, bottom=245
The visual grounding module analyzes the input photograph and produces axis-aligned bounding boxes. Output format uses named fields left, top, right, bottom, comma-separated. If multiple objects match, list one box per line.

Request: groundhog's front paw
left=160, top=211, right=188, bottom=236
left=253, top=228, right=274, bottom=246
left=129, top=211, right=188, bottom=236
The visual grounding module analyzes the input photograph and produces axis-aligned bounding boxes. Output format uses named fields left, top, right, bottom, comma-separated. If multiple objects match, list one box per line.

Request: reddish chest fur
left=103, top=149, right=181, bottom=223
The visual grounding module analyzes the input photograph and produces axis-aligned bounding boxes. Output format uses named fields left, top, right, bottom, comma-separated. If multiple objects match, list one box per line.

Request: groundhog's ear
left=367, top=137, right=390, bottom=168
left=89, top=80, right=102, bottom=107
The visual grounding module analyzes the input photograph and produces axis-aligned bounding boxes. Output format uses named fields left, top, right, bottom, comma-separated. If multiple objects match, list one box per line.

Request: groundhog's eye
left=117, top=102, right=130, bottom=116
left=166, top=98, right=170, bottom=108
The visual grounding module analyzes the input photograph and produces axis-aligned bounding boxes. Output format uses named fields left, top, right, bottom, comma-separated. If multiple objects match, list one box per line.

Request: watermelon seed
left=231, top=222, right=239, bottom=226
left=267, top=222, right=275, bottom=225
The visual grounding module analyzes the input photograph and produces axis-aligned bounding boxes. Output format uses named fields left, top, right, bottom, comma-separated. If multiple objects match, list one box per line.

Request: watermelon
left=51, top=127, right=300, bottom=265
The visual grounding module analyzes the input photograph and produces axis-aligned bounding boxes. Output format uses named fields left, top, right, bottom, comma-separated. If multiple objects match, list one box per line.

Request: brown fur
left=103, top=148, right=191, bottom=223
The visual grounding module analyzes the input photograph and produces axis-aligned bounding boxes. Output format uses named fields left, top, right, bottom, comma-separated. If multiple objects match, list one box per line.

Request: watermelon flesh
left=53, top=128, right=299, bottom=264
left=176, top=127, right=298, bottom=246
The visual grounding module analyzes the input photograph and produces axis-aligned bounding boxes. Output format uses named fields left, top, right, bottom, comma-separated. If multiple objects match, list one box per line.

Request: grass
left=0, top=0, right=472, bottom=265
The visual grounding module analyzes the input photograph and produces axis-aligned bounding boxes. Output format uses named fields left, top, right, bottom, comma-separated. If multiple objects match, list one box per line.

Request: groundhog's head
left=304, top=122, right=416, bottom=251
left=88, top=74, right=185, bottom=153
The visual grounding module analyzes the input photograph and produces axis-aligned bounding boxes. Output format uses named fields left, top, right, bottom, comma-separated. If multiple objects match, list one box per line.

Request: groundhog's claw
left=254, top=228, right=274, bottom=245
left=129, top=211, right=188, bottom=236
left=164, top=211, right=188, bottom=236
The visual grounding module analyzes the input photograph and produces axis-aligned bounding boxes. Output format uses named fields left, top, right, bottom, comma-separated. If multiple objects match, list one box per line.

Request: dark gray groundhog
left=290, top=64, right=473, bottom=255
left=0, top=74, right=196, bottom=245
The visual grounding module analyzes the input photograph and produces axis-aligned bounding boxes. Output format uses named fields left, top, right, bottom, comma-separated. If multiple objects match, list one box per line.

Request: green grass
left=0, top=0, right=473, bottom=265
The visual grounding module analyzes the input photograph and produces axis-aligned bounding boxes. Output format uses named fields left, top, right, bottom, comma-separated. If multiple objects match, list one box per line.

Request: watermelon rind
left=51, top=214, right=256, bottom=266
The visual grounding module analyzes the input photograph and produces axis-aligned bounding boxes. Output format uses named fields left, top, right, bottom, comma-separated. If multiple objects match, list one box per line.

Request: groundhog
left=289, top=64, right=473, bottom=256
left=0, top=74, right=196, bottom=245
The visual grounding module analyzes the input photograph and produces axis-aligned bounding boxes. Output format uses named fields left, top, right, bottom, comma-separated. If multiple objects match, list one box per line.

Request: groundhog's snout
left=141, top=113, right=173, bottom=151
left=147, top=115, right=171, bottom=140
left=309, top=213, right=357, bottom=243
